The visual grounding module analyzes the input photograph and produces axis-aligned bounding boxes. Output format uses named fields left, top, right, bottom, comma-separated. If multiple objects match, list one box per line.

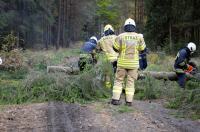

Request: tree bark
left=169, top=23, right=172, bottom=53
left=56, top=0, right=62, bottom=49
left=47, top=66, right=79, bottom=74
left=47, top=66, right=200, bottom=81
left=63, top=0, right=67, bottom=47
left=135, top=0, right=137, bottom=20
left=140, top=71, right=200, bottom=81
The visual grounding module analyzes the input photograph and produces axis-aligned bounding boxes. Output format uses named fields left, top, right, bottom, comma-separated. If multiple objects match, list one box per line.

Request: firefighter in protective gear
left=111, top=18, right=146, bottom=106
left=174, top=42, right=197, bottom=88
left=78, top=36, right=98, bottom=71
left=139, top=34, right=148, bottom=70
left=98, top=24, right=119, bottom=88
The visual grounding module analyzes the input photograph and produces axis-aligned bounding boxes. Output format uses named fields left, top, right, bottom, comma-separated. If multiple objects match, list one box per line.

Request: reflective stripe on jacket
left=113, top=32, right=146, bottom=69
left=98, top=35, right=118, bottom=62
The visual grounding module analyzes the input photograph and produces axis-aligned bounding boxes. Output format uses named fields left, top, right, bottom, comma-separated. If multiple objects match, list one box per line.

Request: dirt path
left=0, top=100, right=200, bottom=132
left=0, top=103, right=48, bottom=132
left=47, top=102, right=75, bottom=132
left=133, top=100, right=200, bottom=132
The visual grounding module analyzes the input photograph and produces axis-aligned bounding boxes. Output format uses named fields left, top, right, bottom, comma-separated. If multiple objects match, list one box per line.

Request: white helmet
left=90, top=36, right=97, bottom=43
left=187, top=42, right=196, bottom=52
left=104, top=24, right=114, bottom=32
left=0, top=57, right=2, bottom=65
left=124, top=18, right=136, bottom=27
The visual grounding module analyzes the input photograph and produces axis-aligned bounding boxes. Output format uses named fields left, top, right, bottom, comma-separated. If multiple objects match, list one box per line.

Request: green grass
left=109, top=104, right=135, bottom=115
left=135, top=76, right=163, bottom=100
left=0, top=68, right=28, bottom=80
left=22, top=48, right=80, bottom=71
left=0, top=68, right=29, bottom=105
left=134, top=53, right=200, bottom=119
left=0, top=69, right=110, bottom=104
left=135, top=78, right=200, bottom=119
left=0, top=51, right=111, bottom=104
left=117, top=105, right=135, bottom=113
left=0, top=49, right=200, bottom=119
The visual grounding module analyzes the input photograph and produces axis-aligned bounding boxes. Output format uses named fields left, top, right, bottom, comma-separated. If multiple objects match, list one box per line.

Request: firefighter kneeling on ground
left=174, top=42, right=197, bottom=89
left=98, top=24, right=118, bottom=88
left=111, top=18, right=146, bottom=106
left=78, top=36, right=98, bottom=71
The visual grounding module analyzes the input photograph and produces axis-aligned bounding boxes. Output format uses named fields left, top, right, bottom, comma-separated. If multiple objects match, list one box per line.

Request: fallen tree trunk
left=47, top=66, right=79, bottom=74
left=141, top=71, right=200, bottom=81
left=140, top=71, right=186, bottom=81
left=47, top=66, right=200, bottom=81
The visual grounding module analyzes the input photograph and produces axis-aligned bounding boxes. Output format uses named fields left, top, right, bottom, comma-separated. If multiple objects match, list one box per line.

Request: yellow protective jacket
left=113, top=32, right=146, bottom=69
left=98, top=35, right=119, bottom=62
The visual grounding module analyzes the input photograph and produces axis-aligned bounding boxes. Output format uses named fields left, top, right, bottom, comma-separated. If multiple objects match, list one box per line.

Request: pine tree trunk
left=63, top=0, right=67, bottom=47
left=135, top=0, right=137, bottom=20
left=56, top=0, right=62, bottom=49
left=60, top=0, right=64, bottom=47
left=169, top=23, right=172, bottom=53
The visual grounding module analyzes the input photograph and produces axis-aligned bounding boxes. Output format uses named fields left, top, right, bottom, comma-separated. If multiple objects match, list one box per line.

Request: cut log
left=47, top=66, right=200, bottom=81
left=47, top=66, right=79, bottom=74
left=140, top=71, right=178, bottom=80
left=140, top=71, right=200, bottom=81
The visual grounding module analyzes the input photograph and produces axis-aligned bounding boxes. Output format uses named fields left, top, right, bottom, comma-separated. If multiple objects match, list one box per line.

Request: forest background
left=1, top=0, right=200, bottom=54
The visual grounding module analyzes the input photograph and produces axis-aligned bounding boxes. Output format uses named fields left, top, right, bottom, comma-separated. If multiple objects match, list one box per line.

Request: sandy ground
left=0, top=100, right=200, bottom=132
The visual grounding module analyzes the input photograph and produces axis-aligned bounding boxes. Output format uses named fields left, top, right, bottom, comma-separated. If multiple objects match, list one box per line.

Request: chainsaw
left=184, top=62, right=200, bottom=81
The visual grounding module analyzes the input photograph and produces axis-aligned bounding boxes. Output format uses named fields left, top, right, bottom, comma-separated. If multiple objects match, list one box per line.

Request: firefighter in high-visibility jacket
left=98, top=24, right=119, bottom=88
left=111, top=18, right=146, bottom=106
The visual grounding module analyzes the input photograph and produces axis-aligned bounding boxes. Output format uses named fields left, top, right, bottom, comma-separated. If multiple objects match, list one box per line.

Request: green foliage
left=133, top=50, right=200, bottom=119
left=146, top=64, right=163, bottom=72
left=96, top=0, right=120, bottom=27
left=0, top=67, right=28, bottom=80
left=97, top=54, right=115, bottom=86
left=144, top=0, right=172, bottom=49
left=135, top=74, right=182, bottom=100
left=0, top=0, right=56, bottom=48
left=0, top=67, right=28, bottom=104
left=22, top=48, right=80, bottom=71
left=0, top=55, right=110, bottom=104
left=0, top=10, right=17, bottom=30
left=165, top=81, right=200, bottom=119
left=135, top=73, right=200, bottom=119
left=135, top=76, right=162, bottom=100
left=0, top=71, right=110, bottom=104
left=0, top=49, right=24, bottom=70
left=146, top=53, right=174, bottom=72
left=144, top=0, right=200, bottom=53
left=165, top=90, right=185, bottom=109
left=20, top=68, right=108, bottom=103
left=0, top=31, right=23, bottom=70
left=0, top=84, right=18, bottom=104
left=28, top=53, right=49, bottom=71
left=0, top=48, right=200, bottom=119
left=1, top=31, right=18, bottom=52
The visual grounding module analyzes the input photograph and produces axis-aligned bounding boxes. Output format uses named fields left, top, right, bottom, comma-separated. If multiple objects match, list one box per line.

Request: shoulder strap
left=119, top=38, right=122, bottom=54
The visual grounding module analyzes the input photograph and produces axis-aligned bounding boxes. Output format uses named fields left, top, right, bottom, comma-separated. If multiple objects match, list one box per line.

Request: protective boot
left=125, top=102, right=132, bottom=106
left=111, top=99, right=121, bottom=105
